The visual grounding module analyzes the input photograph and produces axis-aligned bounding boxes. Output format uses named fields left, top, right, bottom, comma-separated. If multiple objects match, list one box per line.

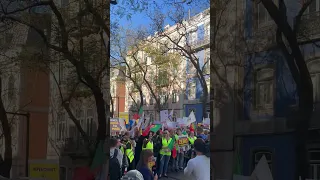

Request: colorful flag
left=90, top=141, right=106, bottom=171
left=138, top=107, right=143, bottom=115
left=189, top=122, right=196, bottom=132
left=167, top=137, right=175, bottom=151
left=142, top=124, right=162, bottom=136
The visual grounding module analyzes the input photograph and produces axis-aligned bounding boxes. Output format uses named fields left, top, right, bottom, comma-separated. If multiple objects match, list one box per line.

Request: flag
left=189, top=122, right=196, bottom=132
left=142, top=124, right=162, bottom=136
left=187, top=111, right=196, bottom=126
left=182, top=131, right=187, bottom=135
left=172, top=147, right=177, bottom=158
left=90, top=141, right=106, bottom=171
left=138, top=107, right=143, bottom=115
left=167, top=137, right=175, bottom=151
left=137, top=112, right=144, bottom=129
left=168, top=109, right=173, bottom=121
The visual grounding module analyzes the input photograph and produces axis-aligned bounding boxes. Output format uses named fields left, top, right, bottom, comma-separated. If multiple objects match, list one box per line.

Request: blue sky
left=110, top=0, right=209, bottom=32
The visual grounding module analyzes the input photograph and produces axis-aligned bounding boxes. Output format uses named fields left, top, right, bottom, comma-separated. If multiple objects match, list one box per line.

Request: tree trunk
left=0, top=78, right=12, bottom=178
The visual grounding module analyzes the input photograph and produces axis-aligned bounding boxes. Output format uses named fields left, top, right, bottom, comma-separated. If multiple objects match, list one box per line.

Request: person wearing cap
left=121, top=170, right=144, bottom=180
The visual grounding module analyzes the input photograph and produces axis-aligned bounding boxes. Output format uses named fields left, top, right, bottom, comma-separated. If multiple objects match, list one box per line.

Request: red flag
left=172, top=147, right=177, bottom=158
left=133, top=113, right=139, bottom=120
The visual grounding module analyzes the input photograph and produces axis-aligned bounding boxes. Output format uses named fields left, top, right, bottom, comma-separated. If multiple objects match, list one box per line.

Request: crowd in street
left=109, top=125, right=210, bottom=180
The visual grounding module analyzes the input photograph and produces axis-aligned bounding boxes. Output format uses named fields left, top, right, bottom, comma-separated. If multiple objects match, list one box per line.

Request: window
left=188, top=81, right=196, bottom=100
left=305, top=0, right=319, bottom=15
left=308, top=150, right=320, bottom=179
left=150, top=113, right=154, bottom=122
left=58, top=112, right=66, bottom=141
left=255, top=68, right=274, bottom=108
left=86, top=109, right=93, bottom=136
left=8, top=75, right=15, bottom=101
left=252, top=150, right=273, bottom=174
left=149, top=95, right=154, bottom=105
left=159, top=92, right=167, bottom=104
left=172, top=91, right=178, bottom=103
left=143, top=95, right=147, bottom=105
left=257, top=1, right=274, bottom=27
left=308, top=60, right=320, bottom=103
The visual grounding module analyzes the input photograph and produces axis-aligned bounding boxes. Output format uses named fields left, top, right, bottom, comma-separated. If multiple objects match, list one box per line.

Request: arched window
left=255, top=68, right=274, bottom=108
left=8, top=75, right=15, bottom=101
left=308, top=149, right=320, bottom=179
left=307, top=59, right=320, bottom=103
left=251, top=149, right=273, bottom=174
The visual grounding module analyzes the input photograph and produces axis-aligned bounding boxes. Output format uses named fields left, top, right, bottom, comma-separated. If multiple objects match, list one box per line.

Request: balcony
left=297, top=11, right=320, bottom=41
left=189, top=37, right=210, bottom=51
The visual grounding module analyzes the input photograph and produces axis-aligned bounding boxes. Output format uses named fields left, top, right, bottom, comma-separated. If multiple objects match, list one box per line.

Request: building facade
left=125, top=8, right=210, bottom=123
left=234, top=0, right=320, bottom=179
left=0, top=15, right=51, bottom=177
left=110, top=67, right=126, bottom=118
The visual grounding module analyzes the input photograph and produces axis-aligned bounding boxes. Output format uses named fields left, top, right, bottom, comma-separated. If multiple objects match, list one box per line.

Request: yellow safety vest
left=120, top=146, right=124, bottom=154
left=142, top=141, right=153, bottom=151
left=125, top=142, right=134, bottom=163
left=160, top=138, right=172, bottom=156
left=188, top=136, right=197, bottom=145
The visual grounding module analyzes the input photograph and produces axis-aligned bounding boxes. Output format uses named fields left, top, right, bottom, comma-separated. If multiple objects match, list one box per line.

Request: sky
left=110, top=0, right=209, bottom=33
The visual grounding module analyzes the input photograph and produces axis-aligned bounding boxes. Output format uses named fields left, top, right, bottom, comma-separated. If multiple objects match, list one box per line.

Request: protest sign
left=110, top=118, right=121, bottom=133
left=118, top=118, right=126, bottom=131
left=166, top=122, right=178, bottom=129
left=160, top=110, right=169, bottom=122
left=177, top=135, right=188, bottom=146
left=177, top=118, right=187, bottom=127
left=119, top=112, right=129, bottom=124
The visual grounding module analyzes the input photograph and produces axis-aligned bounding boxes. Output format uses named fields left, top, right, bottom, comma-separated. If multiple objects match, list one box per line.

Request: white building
left=125, top=8, right=210, bottom=122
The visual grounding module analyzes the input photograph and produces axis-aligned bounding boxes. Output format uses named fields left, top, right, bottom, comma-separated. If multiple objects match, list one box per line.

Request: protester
left=142, top=131, right=154, bottom=151
left=137, top=150, right=158, bottom=180
left=152, top=131, right=162, bottom=174
left=121, top=170, right=144, bottom=180
left=158, top=130, right=172, bottom=178
left=175, top=128, right=185, bottom=171
left=184, top=138, right=210, bottom=180
left=196, top=127, right=207, bottom=140
left=110, top=138, right=123, bottom=180
left=168, top=129, right=177, bottom=172
left=122, top=132, right=135, bottom=171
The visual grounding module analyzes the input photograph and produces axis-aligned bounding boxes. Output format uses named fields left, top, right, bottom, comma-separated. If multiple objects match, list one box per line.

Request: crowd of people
left=109, top=125, right=210, bottom=180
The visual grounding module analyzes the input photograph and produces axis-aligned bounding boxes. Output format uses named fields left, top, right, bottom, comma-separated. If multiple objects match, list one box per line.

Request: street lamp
left=110, top=0, right=117, bottom=5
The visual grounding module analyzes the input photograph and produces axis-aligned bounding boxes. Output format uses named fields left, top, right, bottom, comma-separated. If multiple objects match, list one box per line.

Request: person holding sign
left=158, top=131, right=173, bottom=178
left=175, top=128, right=188, bottom=171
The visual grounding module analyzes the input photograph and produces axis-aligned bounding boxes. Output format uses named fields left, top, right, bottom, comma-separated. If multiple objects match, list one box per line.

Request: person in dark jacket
left=152, top=131, right=162, bottom=174
left=135, top=133, right=146, bottom=167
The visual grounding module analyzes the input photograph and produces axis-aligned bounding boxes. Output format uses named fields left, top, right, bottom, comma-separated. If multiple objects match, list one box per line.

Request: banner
left=166, top=122, right=178, bottom=129
left=29, top=160, right=59, bottom=180
left=110, top=118, right=121, bottom=132
left=160, top=110, right=169, bottom=122
left=118, top=118, right=126, bottom=131
left=119, top=112, right=129, bottom=124
left=177, top=118, right=187, bottom=127
left=177, top=135, right=188, bottom=146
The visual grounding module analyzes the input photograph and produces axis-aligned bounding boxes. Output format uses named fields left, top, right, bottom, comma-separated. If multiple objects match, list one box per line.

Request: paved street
left=166, top=171, right=192, bottom=180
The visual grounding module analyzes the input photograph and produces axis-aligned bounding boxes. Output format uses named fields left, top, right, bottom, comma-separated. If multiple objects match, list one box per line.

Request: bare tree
left=258, top=0, right=315, bottom=179
left=0, top=0, right=111, bottom=174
